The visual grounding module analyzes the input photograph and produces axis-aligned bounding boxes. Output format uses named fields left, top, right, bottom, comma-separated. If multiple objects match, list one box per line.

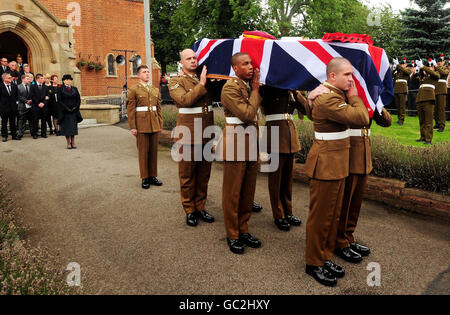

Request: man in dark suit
left=6, top=62, right=21, bottom=80
left=17, top=74, right=34, bottom=139
left=16, top=55, right=24, bottom=72
left=0, top=58, right=9, bottom=82
left=29, top=73, right=50, bottom=139
left=0, top=73, right=19, bottom=142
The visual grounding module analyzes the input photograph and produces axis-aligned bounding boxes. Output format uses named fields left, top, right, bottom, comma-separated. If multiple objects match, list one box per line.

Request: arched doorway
left=0, top=31, right=31, bottom=68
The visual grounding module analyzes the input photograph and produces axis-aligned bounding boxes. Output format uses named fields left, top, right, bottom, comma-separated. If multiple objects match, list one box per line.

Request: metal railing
left=107, top=86, right=128, bottom=119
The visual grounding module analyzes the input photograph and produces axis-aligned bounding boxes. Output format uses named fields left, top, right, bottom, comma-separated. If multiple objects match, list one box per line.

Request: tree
left=266, top=0, right=311, bottom=37
left=399, top=0, right=450, bottom=59
left=171, top=0, right=272, bottom=48
left=151, top=0, right=183, bottom=74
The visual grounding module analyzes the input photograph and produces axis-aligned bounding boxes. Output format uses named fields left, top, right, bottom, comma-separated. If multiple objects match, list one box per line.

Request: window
left=131, top=55, right=141, bottom=76
left=107, top=54, right=116, bottom=76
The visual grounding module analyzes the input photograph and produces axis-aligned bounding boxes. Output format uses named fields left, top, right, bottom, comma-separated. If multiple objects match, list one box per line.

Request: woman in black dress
left=57, top=74, right=82, bottom=149
left=49, top=74, right=61, bottom=135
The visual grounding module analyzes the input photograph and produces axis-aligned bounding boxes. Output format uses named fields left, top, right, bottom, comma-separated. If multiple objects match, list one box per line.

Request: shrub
left=0, top=175, right=80, bottom=295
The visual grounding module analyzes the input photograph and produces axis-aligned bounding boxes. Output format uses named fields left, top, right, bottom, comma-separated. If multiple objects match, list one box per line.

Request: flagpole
left=144, top=0, right=152, bottom=85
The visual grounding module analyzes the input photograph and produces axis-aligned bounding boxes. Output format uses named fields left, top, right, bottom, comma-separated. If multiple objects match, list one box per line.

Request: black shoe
left=41, top=134, right=47, bottom=138
left=32, top=135, right=38, bottom=139
left=148, top=176, right=163, bottom=186
left=424, top=141, right=432, bottom=145
left=274, top=218, right=290, bottom=231
left=141, top=178, right=150, bottom=189
left=324, top=260, right=345, bottom=278
left=433, top=125, right=438, bottom=129
left=12, top=136, right=21, bottom=141
left=1, top=137, right=6, bottom=142
left=252, top=202, right=263, bottom=212
left=186, top=213, right=198, bottom=227
left=196, top=210, right=215, bottom=223
left=49, top=130, right=54, bottom=135
left=285, top=215, right=302, bottom=226
left=17, top=135, right=23, bottom=140
left=334, top=247, right=363, bottom=263
left=415, top=139, right=425, bottom=142
left=438, top=128, right=444, bottom=132
left=305, top=265, right=337, bottom=287
left=227, top=238, right=244, bottom=254
left=239, top=233, right=262, bottom=248
left=397, top=120, right=404, bottom=125
left=350, top=242, right=371, bottom=256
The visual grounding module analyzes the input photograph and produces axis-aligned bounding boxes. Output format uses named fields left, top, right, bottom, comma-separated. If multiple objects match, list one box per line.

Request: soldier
left=219, top=52, right=262, bottom=254
left=304, top=57, right=369, bottom=286
left=407, top=61, right=420, bottom=117
left=169, top=49, right=215, bottom=227
left=416, top=58, right=440, bottom=144
left=259, top=86, right=304, bottom=231
left=393, top=57, right=411, bottom=125
left=126, top=65, right=164, bottom=189
left=434, top=54, right=449, bottom=132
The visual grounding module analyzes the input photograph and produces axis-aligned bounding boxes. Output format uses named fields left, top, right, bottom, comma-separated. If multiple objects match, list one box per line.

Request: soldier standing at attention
left=434, top=54, right=449, bottom=132
left=304, top=57, right=369, bottom=286
left=259, top=86, right=305, bottom=231
left=169, top=49, right=215, bottom=227
left=127, top=65, right=164, bottom=189
left=416, top=58, right=440, bottom=144
left=393, top=57, right=411, bottom=125
left=220, top=53, right=262, bottom=255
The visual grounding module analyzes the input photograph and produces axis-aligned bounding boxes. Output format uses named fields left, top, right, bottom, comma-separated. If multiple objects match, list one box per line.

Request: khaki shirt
left=417, top=66, right=440, bottom=103
left=393, top=66, right=412, bottom=94
left=348, top=107, right=392, bottom=175
left=304, top=83, right=369, bottom=180
left=436, top=66, right=449, bottom=95
left=218, top=77, right=262, bottom=161
left=260, top=86, right=303, bottom=154
left=127, top=83, right=162, bottom=133
left=169, top=74, right=214, bottom=145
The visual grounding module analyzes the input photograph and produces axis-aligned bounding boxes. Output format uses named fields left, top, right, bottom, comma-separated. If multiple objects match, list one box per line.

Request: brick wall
left=40, top=0, right=152, bottom=96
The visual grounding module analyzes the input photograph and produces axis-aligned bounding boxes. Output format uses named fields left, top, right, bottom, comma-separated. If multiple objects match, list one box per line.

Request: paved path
left=0, top=125, right=449, bottom=294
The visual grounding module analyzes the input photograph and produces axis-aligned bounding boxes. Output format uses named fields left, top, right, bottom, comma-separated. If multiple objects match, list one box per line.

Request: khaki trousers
left=395, top=93, right=407, bottom=122
left=417, top=101, right=434, bottom=142
left=305, top=178, right=345, bottom=266
left=268, top=153, right=294, bottom=219
left=136, top=132, right=159, bottom=179
left=222, top=161, right=258, bottom=240
left=435, top=94, right=447, bottom=129
left=178, top=145, right=212, bottom=214
left=336, top=174, right=368, bottom=249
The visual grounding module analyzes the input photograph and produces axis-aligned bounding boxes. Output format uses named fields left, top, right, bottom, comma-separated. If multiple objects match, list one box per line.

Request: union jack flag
left=193, top=38, right=394, bottom=118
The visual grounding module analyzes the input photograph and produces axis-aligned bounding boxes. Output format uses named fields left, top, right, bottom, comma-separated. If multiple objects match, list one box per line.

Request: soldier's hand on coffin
left=200, top=66, right=207, bottom=86
left=308, top=85, right=330, bottom=105
left=346, top=80, right=358, bottom=98
left=251, top=68, right=260, bottom=91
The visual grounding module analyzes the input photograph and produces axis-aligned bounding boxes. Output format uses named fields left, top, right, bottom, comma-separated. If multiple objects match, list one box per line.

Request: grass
left=371, top=114, right=450, bottom=147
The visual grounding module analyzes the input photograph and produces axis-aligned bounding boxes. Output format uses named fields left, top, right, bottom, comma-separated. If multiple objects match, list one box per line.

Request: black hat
left=62, top=74, right=74, bottom=81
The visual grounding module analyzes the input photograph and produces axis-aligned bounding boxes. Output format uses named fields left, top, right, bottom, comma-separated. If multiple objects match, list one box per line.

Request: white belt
left=265, top=113, right=293, bottom=122
left=349, top=129, right=371, bottom=137
left=438, top=79, right=447, bottom=83
left=396, top=79, right=407, bottom=83
left=225, top=116, right=257, bottom=124
left=178, top=105, right=212, bottom=114
left=314, top=130, right=349, bottom=141
left=136, top=106, right=157, bottom=112
left=420, top=84, right=435, bottom=90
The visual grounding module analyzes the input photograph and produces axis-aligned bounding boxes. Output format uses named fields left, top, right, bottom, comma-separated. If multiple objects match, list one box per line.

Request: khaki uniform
left=220, top=77, right=262, bottom=240
left=169, top=74, right=214, bottom=214
left=260, top=86, right=306, bottom=219
left=304, top=82, right=369, bottom=266
left=435, top=66, right=449, bottom=129
left=417, top=66, right=440, bottom=142
left=393, top=66, right=411, bottom=122
left=127, top=82, right=163, bottom=179
left=336, top=108, right=392, bottom=249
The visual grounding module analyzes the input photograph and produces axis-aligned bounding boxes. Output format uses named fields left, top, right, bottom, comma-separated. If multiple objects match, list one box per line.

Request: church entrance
left=0, top=31, right=31, bottom=68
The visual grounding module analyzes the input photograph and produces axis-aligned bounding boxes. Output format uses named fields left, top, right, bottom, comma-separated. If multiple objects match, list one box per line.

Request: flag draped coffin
left=193, top=38, right=394, bottom=117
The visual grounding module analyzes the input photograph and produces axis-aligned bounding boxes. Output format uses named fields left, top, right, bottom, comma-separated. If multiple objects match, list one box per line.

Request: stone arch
left=0, top=11, right=56, bottom=74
